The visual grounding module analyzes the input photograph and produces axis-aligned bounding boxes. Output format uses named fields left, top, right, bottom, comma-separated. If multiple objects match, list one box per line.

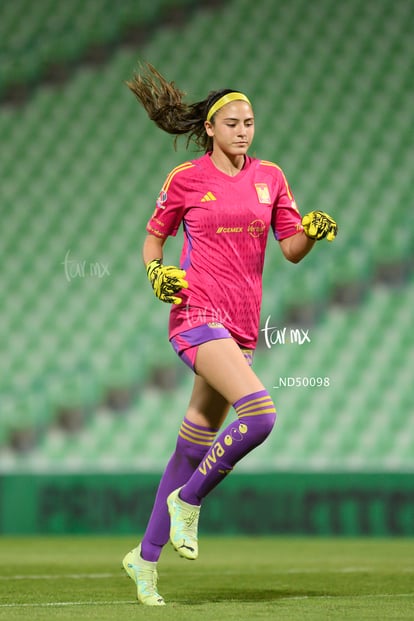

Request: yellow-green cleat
left=122, top=544, right=165, bottom=606
left=167, top=486, right=200, bottom=560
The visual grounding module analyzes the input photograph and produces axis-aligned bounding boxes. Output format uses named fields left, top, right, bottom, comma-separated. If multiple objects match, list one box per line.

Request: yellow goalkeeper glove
left=302, top=210, right=338, bottom=241
left=146, top=258, right=188, bottom=304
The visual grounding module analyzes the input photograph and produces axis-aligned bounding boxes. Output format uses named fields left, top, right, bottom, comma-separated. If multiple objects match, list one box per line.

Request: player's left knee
left=234, top=411, right=276, bottom=452
left=234, top=389, right=276, bottom=437
left=252, top=410, right=277, bottom=440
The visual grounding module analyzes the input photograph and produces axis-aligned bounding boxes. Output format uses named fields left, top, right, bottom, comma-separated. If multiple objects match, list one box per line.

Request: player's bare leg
left=193, top=338, right=266, bottom=405
left=168, top=339, right=276, bottom=558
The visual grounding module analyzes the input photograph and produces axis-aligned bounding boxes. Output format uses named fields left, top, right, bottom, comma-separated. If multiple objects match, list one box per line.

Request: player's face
left=205, top=101, right=255, bottom=156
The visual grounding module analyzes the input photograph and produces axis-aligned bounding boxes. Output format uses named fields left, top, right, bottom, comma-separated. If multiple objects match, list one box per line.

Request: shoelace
left=137, top=566, right=159, bottom=594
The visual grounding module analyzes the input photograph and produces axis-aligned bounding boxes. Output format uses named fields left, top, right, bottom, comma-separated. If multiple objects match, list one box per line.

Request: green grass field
left=0, top=536, right=413, bottom=620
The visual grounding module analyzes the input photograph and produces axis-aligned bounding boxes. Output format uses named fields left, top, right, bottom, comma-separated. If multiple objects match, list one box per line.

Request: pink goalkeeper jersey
left=146, top=153, right=303, bottom=349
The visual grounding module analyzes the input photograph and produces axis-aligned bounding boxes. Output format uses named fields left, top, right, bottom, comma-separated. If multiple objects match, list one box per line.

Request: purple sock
left=179, top=390, right=276, bottom=506
left=140, top=418, right=218, bottom=562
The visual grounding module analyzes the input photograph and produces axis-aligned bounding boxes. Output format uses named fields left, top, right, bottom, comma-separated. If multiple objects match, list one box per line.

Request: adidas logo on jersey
left=201, top=191, right=216, bottom=202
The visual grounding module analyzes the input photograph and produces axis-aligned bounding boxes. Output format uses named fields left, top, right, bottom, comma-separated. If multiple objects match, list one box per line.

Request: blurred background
left=0, top=0, right=413, bottom=536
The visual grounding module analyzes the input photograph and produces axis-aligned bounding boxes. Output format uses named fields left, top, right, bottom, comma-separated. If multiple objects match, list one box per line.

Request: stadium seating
left=0, top=0, right=201, bottom=97
left=0, top=0, right=412, bottom=472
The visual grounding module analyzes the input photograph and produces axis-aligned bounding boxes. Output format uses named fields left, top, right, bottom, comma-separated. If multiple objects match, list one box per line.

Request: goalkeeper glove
left=146, top=258, right=188, bottom=304
left=302, top=210, right=338, bottom=241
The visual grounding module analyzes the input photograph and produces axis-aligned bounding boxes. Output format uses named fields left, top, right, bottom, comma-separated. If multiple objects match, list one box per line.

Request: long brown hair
left=126, top=62, right=237, bottom=152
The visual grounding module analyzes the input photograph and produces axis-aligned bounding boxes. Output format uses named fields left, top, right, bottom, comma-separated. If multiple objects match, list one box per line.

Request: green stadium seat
left=0, top=0, right=413, bottom=475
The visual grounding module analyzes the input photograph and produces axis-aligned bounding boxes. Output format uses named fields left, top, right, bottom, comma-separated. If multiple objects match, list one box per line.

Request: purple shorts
left=170, top=322, right=254, bottom=372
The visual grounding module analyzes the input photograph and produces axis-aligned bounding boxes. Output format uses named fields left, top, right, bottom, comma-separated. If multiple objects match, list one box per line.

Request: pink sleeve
left=272, top=171, right=303, bottom=241
left=146, top=167, right=188, bottom=238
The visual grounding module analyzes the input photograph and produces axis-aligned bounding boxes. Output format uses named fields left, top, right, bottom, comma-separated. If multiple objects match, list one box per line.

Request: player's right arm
left=143, top=162, right=193, bottom=304
left=142, top=232, right=165, bottom=265
left=142, top=233, right=188, bottom=305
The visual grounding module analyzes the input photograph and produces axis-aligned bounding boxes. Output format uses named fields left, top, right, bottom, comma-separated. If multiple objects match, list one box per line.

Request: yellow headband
left=206, top=92, right=252, bottom=122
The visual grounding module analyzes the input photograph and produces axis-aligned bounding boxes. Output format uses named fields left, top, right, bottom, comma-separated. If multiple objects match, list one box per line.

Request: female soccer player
left=122, top=63, right=338, bottom=606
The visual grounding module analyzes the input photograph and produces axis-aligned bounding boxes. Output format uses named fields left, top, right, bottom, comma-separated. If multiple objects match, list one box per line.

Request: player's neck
left=209, top=152, right=245, bottom=177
